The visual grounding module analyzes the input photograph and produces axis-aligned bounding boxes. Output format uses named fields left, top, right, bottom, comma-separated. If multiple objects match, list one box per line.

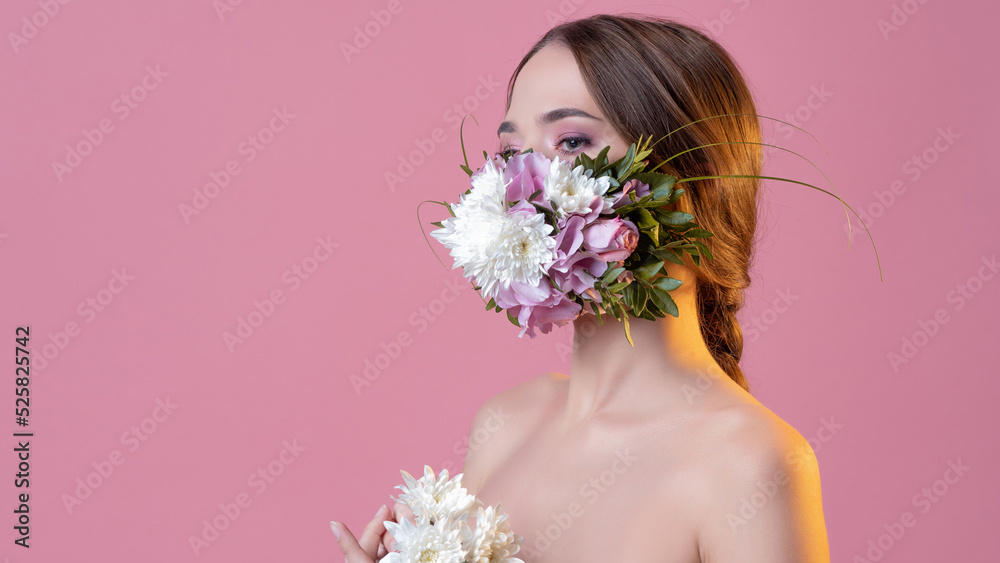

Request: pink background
left=1, top=0, right=997, bottom=560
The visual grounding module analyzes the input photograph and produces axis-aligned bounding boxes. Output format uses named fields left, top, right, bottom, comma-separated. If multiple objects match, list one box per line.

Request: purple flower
left=549, top=251, right=608, bottom=297
left=492, top=277, right=583, bottom=338
left=515, top=293, right=583, bottom=337
left=582, top=217, right=639, bottom=263
left=552, top=215, right=586, bottom=259
left=502, top=152, right=552, bottom=209
left=610, top=179, right=651, bottom=210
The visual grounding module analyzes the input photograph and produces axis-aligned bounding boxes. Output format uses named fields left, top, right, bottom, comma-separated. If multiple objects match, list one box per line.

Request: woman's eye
left=557, top=136, right=591, bottom=155
left=495, top=144, right=518, bottom=158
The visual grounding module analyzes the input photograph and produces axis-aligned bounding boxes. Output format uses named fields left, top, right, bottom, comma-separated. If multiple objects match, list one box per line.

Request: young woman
left=333, top=14, right=830, bottom=562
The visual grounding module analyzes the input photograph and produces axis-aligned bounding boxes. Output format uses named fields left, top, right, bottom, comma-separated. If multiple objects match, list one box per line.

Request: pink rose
left=582, top=217, right=639, bottom=263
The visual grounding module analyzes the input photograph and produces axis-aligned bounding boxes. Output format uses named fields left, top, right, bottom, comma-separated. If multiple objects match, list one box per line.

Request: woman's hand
left=331, top=501, right=416, bottom=561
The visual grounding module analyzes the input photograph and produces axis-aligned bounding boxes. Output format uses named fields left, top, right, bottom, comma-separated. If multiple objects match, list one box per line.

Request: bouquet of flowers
left=382, top=465, right=524, bottom=563
left=424, top=114, right=882, bottom=344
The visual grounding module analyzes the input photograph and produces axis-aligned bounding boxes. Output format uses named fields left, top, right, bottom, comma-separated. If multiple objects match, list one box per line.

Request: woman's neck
left=559, top=265, right=727, bottom=427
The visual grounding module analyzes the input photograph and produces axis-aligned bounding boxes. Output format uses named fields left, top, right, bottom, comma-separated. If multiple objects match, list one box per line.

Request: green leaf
left=636, top=208, right=658, bottom=230
left=636, top=308, right=657, bottom=321
left=647, top=224, right=661, bottom=246
left=649, top=288, right=679, bottom=317
left=635, top=261, right=664, bottom=280
left=621, top=282, right=635, bottom=308
left=655, top=277, right=683, bottom=292
left=530, top=201, right=555, bottom=217
left=594, top=145, right=611, bottom=168
left=653, top=248, right=686, bottom=265
left=652, top=185, right=674, bottom=201
left=616, top=143, right=637, bottom=179
left=643, top=297, right=663, bottom=317
left=601, top=267, right=626, bottom=283
left=506, top=309, right=521, bottom=327
left=657, top=210, right=695, bottom=225
left=430, top=221, right=444, bottom=228
left=685, top=229, right=714, bottom=239
left=630, top=172, right=676, bottom=194
left=606, top=281, right=630, bottom=293
left=693, top=241, right=715, bottom=260
left=633, top=283, right=648, bottom=316
left=622, top=314, right=634, bottom=347
left=485, top=297, right=496, bottom=310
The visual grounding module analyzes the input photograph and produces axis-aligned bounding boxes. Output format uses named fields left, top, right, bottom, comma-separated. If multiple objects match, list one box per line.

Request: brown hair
left=504, top=14, right=761, bottom=392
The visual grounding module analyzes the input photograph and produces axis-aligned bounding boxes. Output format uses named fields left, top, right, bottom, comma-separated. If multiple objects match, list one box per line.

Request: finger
left=330, top=521, right=374, bottom=563
left=393, top=501, right=416, bottom=524
left=381, top=508, right=398, bottom=553
left=377, top=543, right=387, bottom=559
left=382, top=524, right=395, bottom=554
left=357, top=505, right=391, bottom=557
left=383, top=501, right=416, bottom=552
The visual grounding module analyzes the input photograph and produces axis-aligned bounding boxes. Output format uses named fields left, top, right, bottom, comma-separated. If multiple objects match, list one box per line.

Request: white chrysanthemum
left=431, top=159, right=557, bottom=299
left=465, top=156, right=508, bottom=210
left=543, top=156, right=614, bottom=216
left=462, top=503, right=525, bottom=563
left=430, top=160, right=508, bottom=294
left=487, top=209, right=556, bottom=296
left=383, top=516, right=466, bottom=563
left=431, top=205, right=506, bottom=291
left=393, top=466, right=478, bottom=526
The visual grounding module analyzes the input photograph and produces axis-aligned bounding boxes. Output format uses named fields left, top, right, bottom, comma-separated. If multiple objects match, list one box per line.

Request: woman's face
left=498, top=42, right=630, bottom=164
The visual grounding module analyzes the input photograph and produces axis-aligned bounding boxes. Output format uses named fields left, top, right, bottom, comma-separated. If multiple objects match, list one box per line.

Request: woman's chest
left=472, top=422, right=703, bottom=563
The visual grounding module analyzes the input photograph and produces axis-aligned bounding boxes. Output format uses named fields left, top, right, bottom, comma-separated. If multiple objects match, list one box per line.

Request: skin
left=333, top=41, right=829, bottom=562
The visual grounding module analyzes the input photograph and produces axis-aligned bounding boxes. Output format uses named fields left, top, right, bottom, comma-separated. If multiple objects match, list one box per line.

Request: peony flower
left=551, top=214, right=586, bottom=260
left=549, top=251, right=608, bottom=297
left=582, top=217, right=639, bottom=263
left=493, top=277, right=583, bottom=338
left=501, top=151, right=551, bottom=206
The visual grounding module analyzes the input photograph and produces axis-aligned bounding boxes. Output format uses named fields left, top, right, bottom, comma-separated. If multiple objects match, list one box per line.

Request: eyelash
left=495, top=136, right=593, bottom=158
left=556, top=135, right=592, bottom=156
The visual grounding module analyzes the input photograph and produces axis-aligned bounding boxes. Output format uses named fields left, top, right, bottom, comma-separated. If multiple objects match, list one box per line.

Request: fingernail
left=374, top=504, right=387, bottom=519
left=330, top=521, right=341, bottom=540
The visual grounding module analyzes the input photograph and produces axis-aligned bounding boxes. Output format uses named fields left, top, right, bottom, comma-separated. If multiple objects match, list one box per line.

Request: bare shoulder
left=697, top=398, right=816, bottom=468
left=688, top=398, right=829, bottom=561
left=461, top=372, right=563, bottom=494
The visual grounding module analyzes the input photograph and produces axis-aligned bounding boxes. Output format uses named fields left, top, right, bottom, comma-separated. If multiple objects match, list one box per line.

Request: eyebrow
left=497, top=107, right=601, bottom=137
